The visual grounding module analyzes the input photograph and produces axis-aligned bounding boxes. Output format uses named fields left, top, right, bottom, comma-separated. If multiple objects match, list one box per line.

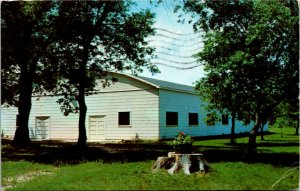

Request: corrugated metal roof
left=136, top=76, right=196, bottom=94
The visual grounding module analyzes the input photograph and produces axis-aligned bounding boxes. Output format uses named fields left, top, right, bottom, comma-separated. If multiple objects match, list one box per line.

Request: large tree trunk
left=75, top=4, right=111, bottom=147
left=13, top=61, right=34, bottom=146
left=77, top=48, right=88, bottom=147
left=13, top=87, right=32, bottom=146
left=230, top=111, right=236, bottom=145
left=77, top=84, right=87, bottom=147
left=248, top=112, right=261, bottom=155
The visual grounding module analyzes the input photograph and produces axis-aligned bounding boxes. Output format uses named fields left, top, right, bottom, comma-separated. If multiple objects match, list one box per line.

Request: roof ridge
left=137, top=75, right=194, bottom=88
left=107, top=72, right=196, bottom=94
left=135, top=75, right=196, bottom=94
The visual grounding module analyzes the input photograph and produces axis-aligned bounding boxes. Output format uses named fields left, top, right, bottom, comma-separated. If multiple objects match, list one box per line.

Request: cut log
left=151, top=156, right=175, bottom=172
left=167, top=153, right=209, bottom=175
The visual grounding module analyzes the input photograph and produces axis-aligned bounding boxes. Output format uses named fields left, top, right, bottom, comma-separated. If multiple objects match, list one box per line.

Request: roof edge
left=107, top=72, right=160, bottom=89
left=107, top=72, right=197, bottom=95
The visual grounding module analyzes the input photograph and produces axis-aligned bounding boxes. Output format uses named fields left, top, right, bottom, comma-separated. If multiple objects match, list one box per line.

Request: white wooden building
left=1, top=72, right=267, bottom=141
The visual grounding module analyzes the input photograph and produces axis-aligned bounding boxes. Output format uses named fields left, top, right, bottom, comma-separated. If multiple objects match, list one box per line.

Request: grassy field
left=193, top=127, right=299, bottom=153
left=2, top=127, right=299, bottom=190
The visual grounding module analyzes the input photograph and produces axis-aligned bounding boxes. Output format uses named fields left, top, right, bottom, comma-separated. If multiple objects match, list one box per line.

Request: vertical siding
left=158, top=89, right=265, bottom=139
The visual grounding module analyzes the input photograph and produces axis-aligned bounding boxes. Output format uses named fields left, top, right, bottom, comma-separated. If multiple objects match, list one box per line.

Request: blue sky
left=134, top=1, right=205, bottom=86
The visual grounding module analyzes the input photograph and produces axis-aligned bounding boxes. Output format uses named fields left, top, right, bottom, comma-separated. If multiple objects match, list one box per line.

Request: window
left=118, top=112, right=130, bottom=126
left=189, top=113, right=199, bottom=126
left=166, top=112, right=178, bottom=126
left=222, top=114, right=229, bottom=125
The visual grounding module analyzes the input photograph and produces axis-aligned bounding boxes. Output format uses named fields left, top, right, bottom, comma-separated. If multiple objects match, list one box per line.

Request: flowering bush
left=172, top=132, right=192, bottom=146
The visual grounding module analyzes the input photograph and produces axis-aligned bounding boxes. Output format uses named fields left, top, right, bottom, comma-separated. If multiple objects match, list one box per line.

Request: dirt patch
left=2, top=169, right=58, bottom=191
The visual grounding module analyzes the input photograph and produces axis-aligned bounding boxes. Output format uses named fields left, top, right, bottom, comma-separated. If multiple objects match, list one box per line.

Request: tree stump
left=152, top=152, right=209, bottom=175
left=168, top=153, right=209, bottom=175
left=151, top=156, right=175, bottom=172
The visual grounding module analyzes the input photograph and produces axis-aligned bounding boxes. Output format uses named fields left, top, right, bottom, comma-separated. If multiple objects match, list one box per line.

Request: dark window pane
left=189, top=113, right=198, bottom=126
left=166, top=112, right=178, bottom=126
left=119, top=112, right=130, bottom=125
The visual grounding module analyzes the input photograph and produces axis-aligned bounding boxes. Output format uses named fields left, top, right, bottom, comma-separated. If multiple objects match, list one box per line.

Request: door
left=35, top=116, right=50, bottom=140
left=89, top=115, right=105, bottom=141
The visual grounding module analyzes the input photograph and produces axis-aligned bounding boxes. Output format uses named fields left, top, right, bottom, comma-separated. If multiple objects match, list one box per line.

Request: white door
left=35, top=116, right=50, bottom=140
left=89, top=115, right=105, bottom=141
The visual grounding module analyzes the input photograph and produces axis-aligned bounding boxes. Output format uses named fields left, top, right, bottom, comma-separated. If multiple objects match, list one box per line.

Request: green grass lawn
left=2, top=127, right=299, bottom=190
left=2, top=160, right=299, bottom=190
left=193, top=127, right=299, bottom=154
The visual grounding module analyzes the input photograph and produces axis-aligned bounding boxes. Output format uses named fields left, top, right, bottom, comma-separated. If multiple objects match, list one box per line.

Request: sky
left=133, top=1, right=205, bottom=86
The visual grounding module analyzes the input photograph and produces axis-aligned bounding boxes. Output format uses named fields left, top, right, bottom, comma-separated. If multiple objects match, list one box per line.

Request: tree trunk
left=260, top=122, right=265, bottom=140
left=13, top=89, right=32, bottom=146
left=77, top=84, right=87, bottom=147
left=295, top=120, right=299, bottom=135
left=13, top=62, right=33, bottom=146
left=75, top=4, right=111, bottom=147
left=248, top=112, right=260, bottom=155
left=230, top=111, right=236, bottom=145
left=77, top=47, right=88, bottom=147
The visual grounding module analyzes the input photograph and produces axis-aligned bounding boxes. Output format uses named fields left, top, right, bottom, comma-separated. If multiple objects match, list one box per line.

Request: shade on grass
left=2, top=127, right=299, bottom=190
left=4, top=161, right=299, bottom=190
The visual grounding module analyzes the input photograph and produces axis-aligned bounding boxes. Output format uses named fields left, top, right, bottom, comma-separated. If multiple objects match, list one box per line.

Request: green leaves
left=1, top=1, right=58, bottom=105
left=184, top=0, right=299, bottom=125
left=172, top=132, right=192, bottom=146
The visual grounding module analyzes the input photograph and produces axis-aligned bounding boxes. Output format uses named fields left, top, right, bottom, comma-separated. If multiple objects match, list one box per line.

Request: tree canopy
left=48, top=1, right=158, bottom=146
left=1, top=1, right=158, bottom=146
left=1, top=1, right=58, bottom=145
left=178, top=0, right=299, bottom=151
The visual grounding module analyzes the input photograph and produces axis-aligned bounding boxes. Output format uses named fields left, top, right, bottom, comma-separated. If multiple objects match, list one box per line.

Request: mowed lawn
left=2, top=128, right=299, bottom=190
